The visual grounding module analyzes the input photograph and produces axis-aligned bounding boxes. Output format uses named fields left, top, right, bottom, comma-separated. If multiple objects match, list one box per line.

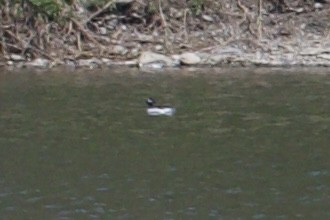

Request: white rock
left=135, top=33, right=154, bottom=43
left=317, top=54, right=330, bottom=60
left=138, top=51, right=176, bottom=67
left=107, top=60, right=138, bottom=66
left=300, top=48, right=327, bottom=55
left=99, top=27, right=107, bottom=35
left=25, top=58, right=50, bottom=68
left=180, top=52, right=201, bottom=65
left=202, top=14, right=214, bottom=22
left=314, top=3, right=323, bottom=9
left=101, top=58, right=111, bottom=64
left=211, top=47, right=243, bottom=55
left=10, top=54, right=25, bottom=61
left=7, top=60, right=14, bottom=65
left=154, top=44, right=163, bottom=51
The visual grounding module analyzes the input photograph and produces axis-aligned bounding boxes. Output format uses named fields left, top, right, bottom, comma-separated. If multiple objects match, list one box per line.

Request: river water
left=0, top=67, right=329, bottom=219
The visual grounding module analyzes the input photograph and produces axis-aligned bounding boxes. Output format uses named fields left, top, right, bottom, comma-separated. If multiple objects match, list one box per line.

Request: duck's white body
left=147, top=107, right=176, bottom=116
left=146, top=98, right=175, bottom=116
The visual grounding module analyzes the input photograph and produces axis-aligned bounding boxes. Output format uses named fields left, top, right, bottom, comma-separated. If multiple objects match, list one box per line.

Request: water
left=0, top=67, right=329, bottom=219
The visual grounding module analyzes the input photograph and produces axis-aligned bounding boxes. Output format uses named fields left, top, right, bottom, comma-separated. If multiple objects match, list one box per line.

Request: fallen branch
left=183, top=8, right=189, bottom=43
left=257, top=0, right=263, bottom=40
left=158, top=0, right=172, bottom=52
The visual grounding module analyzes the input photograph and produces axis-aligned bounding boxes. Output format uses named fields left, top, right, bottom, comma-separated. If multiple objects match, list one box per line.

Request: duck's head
left=146, top=97, right=155, bottom=107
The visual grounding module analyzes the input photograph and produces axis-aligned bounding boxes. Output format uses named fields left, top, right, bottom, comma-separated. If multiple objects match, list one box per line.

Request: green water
left=0, top=68, right=329, bottom=219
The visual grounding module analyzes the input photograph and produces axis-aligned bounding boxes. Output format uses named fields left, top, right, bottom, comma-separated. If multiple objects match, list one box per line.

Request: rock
left=317, top=54, right=330, bottom=60
left=138, top=51, right=177, bottom=68
left=202, top=14, right=214, bottom=22
left=77, top=58, right=102, bottom=68
left=171, top=54, right=181, bottom=63
left=154, top=44, right=163, bottom=51
left=204, top=54, right=228, bottom=65
left=130, top=48, right=140, bottom=58
left=105, top=59, right=138, bottom=66
left=10, top=54, right=25, bottom=61
left=110, top=45, right=128, bottom=55
left=25, top=58, right=50, bottom=68
left=211, top=47, right=243, bottom=55
left=135, top=33, right=154, bottom=43
left=180, top=52, right=201, bottom=65
left=314, top=3, right=323, bottom=9
left=101, top=58, right=112, bottom=65
left=64, top=59, right=76, bottom=68
left=169, top=8, right=183, bottom=18
left=141, top=63, right=165, bottom=69
left=7, top=60, right=14, bottom=66
left=99, top=27, right=107, bottom=35
left=300, top=48, right=326, bottom=55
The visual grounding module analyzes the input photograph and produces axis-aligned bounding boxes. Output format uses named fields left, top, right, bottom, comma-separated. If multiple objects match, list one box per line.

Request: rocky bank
left=1, top=0, right=330, bottom=69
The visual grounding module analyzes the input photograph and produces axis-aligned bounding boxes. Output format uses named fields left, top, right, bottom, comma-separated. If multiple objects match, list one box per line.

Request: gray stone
left=211, top=47, right=243, bottom=55
left=77, top=58, right=102, bottom=67
left=10, top=54, right=25, bottom=61
left=110, top=45, right=128, bottom=55
left=317, top=54, right=330, bottom=60
left=142, top=63, right=165, bottom=69
left=135, top=33, right=154, bottom=43
left=314, top=3, right=323, bottom=9
left=138, top=51, right=177, bottom=68
left=7, top=60, right=14, bottom=66
left=107, top=60, right=138, bottom=66
left=99, top=27, right=107, bottom=35
left=180, top=52, right=201, bottom=65
left=169, top=8, right=183, bottom=18
left=154, top=44, right=163, bottom=51
left=130, top=48, right=140, bottom=58
left=25, top=58, right=50, bottom=68
left=202, top=14, right=214, bottom=22
left=200, top=54, right=226, bottom=65
left=300, top=47, right=328, bottom=55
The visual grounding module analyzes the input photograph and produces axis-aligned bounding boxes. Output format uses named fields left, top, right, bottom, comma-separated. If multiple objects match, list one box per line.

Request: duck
left=146, top=97, right=176, bottom=116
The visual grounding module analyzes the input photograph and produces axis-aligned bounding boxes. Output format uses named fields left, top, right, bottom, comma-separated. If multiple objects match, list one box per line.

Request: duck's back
left=147, top=107, right=175, bottom=116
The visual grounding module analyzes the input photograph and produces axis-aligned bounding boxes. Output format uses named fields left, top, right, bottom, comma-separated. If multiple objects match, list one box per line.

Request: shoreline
left=1, top=0, right=330, bottom=69
left=3, top=42, right=330, bottom=69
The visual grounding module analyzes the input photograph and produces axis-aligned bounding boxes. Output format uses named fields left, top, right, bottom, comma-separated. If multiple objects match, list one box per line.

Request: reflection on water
left=0, top=67, right=329, bottom=219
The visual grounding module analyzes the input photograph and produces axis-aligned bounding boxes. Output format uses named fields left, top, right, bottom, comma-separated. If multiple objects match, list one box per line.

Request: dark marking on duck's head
left=146, top=97, right=155, bottom=107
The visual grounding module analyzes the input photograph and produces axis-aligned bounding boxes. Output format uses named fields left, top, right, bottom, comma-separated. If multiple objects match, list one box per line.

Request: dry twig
left=183, top=8, right=189, bottom=43
left=257, top=0, right=263, bottom=40
left=158, top=0, right=172, bottom=52
left=84, top=0, right=115, bottom=24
